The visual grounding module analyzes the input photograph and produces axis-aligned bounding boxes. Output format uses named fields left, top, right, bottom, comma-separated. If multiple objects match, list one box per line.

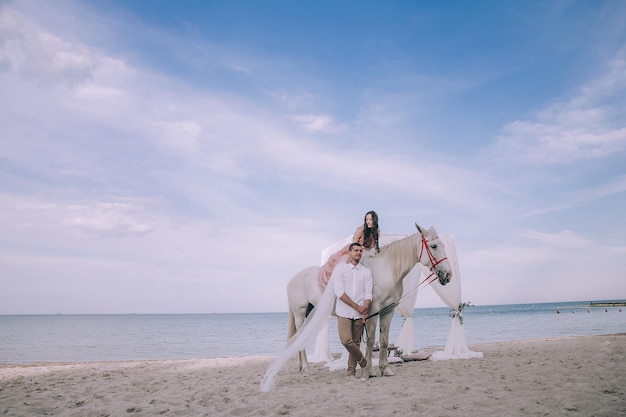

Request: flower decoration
left=448, top=301, right=474, bottom=325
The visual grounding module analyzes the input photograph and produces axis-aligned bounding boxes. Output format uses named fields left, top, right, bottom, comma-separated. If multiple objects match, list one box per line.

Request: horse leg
left=291, top=308, right=311, bottom=376
left=377, top=310, right=395, bottom=377
left=297, top=350, right=310, bottom=376
left=297, top=344, right=311, bottom=376
left=364, top=315, right=379, bottom=378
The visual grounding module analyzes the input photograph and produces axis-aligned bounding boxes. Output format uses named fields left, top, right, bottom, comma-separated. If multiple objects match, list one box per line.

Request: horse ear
left=415, top=223, right=424, bottom=234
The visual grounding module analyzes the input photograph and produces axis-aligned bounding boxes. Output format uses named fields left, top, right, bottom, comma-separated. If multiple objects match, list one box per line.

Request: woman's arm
left=353, top=225, right=364, bottom=244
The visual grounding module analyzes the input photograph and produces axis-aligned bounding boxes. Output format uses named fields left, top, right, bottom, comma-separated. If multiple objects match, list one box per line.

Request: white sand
left=1, top=334, right=624, bottom=417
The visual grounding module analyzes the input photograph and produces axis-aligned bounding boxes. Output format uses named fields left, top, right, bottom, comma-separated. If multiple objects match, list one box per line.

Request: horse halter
left=418, top=234, right=448, bottom=288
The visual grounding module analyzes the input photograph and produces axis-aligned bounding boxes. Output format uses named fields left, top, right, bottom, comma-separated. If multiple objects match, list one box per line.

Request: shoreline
left=1, top=333, right=623, bottom=369
left=2, top=334, right=625, bottom=416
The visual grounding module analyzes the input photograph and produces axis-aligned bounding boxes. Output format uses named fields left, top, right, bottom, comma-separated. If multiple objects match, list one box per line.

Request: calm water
left=1, top=301, right=624, bottom=364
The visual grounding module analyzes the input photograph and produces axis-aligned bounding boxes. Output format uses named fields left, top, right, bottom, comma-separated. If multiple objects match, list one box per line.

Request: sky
left=1, top=0, right=625, bottom=314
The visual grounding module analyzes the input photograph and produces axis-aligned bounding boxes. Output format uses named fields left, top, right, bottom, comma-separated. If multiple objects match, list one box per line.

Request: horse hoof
left=382, top=368, right=395, bottom=377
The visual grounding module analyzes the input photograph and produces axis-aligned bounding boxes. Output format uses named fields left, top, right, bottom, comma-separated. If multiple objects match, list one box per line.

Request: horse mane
left=376, top=232, right=421, bottom=280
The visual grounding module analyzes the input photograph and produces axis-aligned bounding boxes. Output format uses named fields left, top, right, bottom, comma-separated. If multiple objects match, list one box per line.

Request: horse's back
left=287, top=265, right=322, bottom=310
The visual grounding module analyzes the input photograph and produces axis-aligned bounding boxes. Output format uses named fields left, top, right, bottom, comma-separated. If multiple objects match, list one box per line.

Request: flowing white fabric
left=260, top=275, right=337, bottom=392
left=307, top=321, right=334, bottom=363
left=320, top=235, right=353, bottom=265
left=326, top=344, right=352, bottom=370
left=429, top=235, right=483, bottom=360
left=308, top=235, right=353, bottom=364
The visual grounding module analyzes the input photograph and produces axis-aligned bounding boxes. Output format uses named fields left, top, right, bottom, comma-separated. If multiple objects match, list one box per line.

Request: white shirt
left=332, top=261, right=373, bottom=319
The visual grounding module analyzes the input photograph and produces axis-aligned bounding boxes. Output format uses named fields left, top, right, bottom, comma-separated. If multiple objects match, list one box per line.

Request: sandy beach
left=1, top=334, right=624, bottom=417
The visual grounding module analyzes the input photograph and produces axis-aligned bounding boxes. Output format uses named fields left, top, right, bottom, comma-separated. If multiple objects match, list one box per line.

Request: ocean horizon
left=1, top=300, right=624, bottom=365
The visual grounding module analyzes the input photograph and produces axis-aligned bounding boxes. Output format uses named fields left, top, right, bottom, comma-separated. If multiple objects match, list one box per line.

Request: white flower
left=448, top=302, right=474, bottom=325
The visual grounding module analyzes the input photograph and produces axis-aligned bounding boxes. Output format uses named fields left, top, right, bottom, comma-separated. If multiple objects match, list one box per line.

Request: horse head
left=415, top=223, right=452, bottom=285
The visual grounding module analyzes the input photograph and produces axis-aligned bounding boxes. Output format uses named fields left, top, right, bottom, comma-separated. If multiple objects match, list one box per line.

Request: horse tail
left=288, top=307, right=297, bottom=339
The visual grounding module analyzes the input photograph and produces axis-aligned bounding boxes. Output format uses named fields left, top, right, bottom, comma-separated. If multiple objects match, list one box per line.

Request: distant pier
left=590, top=301, right=626, bottom=307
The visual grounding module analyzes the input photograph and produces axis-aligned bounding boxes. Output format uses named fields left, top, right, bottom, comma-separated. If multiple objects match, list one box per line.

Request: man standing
left=332, top=242, right=373, bottom=379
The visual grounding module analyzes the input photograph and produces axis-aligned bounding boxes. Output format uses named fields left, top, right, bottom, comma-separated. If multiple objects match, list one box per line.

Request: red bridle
left=418, top=234, right=448, bottom=289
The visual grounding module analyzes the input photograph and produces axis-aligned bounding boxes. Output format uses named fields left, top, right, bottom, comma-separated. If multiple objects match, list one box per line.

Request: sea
left=1, top=301, right=624, bottom=364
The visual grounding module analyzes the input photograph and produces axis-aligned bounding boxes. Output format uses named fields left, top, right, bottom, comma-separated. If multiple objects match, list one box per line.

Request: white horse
left=286, top=223, right=452, bottom=378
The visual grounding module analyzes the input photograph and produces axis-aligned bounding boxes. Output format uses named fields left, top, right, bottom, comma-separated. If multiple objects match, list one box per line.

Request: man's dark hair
left=349, top=242, right=363, bottom=251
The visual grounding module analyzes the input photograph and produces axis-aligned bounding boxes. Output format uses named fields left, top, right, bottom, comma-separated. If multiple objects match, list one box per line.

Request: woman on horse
left=354, top=210, right=381, bottom=254
left=317, top=210, right=380, bottom=290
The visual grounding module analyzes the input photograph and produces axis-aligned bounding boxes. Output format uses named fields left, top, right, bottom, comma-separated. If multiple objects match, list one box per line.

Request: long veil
left=259, top=276, right=337, bottom=392
left=429, top=235, right=482, bottom=360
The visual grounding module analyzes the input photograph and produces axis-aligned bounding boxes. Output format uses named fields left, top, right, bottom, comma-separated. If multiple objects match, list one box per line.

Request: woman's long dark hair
left=363, top=210, right=380, bottom=252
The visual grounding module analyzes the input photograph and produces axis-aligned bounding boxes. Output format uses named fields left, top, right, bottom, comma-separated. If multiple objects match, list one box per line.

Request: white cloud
left=152, top=119, right=203, bottom=154
left=484, top=46, right=626, bottom=166
left=62, top=201, right=154, bottom=238
left=1, top=0, right=625, bottom=315
left=0, top=194, right=155, bottom=239
left=517, top=229, right=590, bottom=249
left=293, top=114, right=346, bottom=134
left=522, top=174, right=626, bottom=218
left=0, top=5, right=98, bottom=87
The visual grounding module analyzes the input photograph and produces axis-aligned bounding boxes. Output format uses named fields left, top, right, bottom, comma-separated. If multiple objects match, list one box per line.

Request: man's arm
left=360, top=270, right=374, bottom=318
left=332, top=265, right=345, bottom=299
left=339, top=293, right=363, bottom=312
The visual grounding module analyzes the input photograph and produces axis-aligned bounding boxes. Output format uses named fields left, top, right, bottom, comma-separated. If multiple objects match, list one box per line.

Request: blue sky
left=1, top=0, right=625, bottom=314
